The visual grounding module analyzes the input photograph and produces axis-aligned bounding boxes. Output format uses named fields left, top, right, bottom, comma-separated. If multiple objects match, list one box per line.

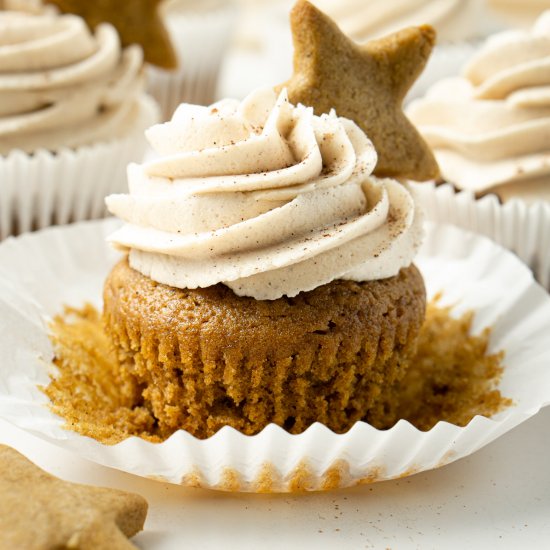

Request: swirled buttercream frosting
left=407, top=12, right=550, bottom=202
left=106, top=87, right=423, bottom=300
left=311, top=0, right=484, bottom=43
left=0, top=10, right=147, bottom=154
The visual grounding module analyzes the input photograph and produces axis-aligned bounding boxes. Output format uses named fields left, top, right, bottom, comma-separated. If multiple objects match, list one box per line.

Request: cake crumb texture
left=367, top=298, right=512, bottom=430
left=98, top=259, right=426, bottom=438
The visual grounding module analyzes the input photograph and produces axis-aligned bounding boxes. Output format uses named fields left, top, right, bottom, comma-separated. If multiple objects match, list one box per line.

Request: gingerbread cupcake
left=103, top=83, right=428, bottom=438
left=0, top=5, right=158, bottom=239
left=99, top=0, right=440, bottom=439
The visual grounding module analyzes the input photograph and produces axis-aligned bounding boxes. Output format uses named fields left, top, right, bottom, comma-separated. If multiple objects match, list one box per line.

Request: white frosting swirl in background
left=407, top=12, right=550, bottom=202
left=310, top=0, right=485, bottom=43
left=107, top=88, right=423, bottom=300
left=0, top=11, right=146, bottom=154
left=487, top=0, right=550, bottom=28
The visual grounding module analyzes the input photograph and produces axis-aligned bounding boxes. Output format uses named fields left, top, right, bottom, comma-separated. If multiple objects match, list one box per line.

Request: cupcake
left=147, top=0, right=238, bottom=120
left=0, top=8, right=158, bottom=239
left=407, top=12, right=550, bottom=288
left=104, top=87, right=426, bottom=439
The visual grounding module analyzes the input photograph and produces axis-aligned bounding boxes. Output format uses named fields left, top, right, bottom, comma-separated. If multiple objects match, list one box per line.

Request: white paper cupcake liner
left=147, top=2, right=238, bottom=120
left=413, top=182, right=550, bottom=290
left=0, top=219, right=549, bottom=492
left=0, top=95, right=158, bottom=241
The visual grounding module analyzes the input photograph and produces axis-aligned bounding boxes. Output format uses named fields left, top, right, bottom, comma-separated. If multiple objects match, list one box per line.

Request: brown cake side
left=103, top=258, right=426, bottom=438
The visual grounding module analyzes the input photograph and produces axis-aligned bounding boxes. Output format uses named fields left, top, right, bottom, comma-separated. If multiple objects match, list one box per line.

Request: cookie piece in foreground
left=0, top=445, right=147, bottom=550
left=279, top=0, right=439, bottom=181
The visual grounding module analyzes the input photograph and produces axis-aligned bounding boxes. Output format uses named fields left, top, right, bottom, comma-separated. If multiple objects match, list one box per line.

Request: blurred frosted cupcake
left=0, top=9, right=158, bottom=239
left=103, top=87, right=426, bottom=439
left=408, top=12, right=550, bottom=287
left=147, top=0, right=238, bottom=120
left=487, top=0, right=550, bottom=28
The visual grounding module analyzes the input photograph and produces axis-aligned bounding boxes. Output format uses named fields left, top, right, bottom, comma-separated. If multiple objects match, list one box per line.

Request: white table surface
left=2, top=405, right=549, bottom=550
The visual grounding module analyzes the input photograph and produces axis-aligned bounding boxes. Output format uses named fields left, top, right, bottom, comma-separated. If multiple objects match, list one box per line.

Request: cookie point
left=292, top=0, right=315, bottom=14
left=417, top=24, right=437, bottom=46
left=291, top=0, right=322, bottom=24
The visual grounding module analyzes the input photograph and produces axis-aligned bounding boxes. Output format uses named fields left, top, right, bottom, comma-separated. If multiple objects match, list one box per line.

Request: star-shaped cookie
left=0, top=445, right=148, bottom=550
left=278, top=0, right=439, bottom=181
left=46, top=0, right=177, bottom=69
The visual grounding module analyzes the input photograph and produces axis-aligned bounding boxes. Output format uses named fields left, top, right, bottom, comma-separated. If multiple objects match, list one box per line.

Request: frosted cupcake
left=408, top=12, right=550, bottom=203
left=0, top=9, right=158, bottom=239
left=407, top=13, right=550, bottom=288
left=147, top=0, right=238, bottom=120
left=103, top=87, right=426, bottom=439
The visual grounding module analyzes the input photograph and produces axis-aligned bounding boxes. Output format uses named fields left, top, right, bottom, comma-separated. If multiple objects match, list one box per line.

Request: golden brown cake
left=103, top=258, right=426, bottom=438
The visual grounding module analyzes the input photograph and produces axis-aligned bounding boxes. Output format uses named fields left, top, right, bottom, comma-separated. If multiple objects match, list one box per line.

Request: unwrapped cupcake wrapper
left=0, top=219, right=549, bottom=492
left=147, top=4, right=238, bottom=120
left=413, top=182, right=550, bottom=290
left=0, top=96, right=159, bottom=241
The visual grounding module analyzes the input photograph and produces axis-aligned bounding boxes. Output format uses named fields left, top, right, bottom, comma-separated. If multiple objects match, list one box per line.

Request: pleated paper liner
left=0, top=219, right=549, bottom=492
left=413, top=182, right=550, bottom=290
left=0, top=96, right=158, bottom=241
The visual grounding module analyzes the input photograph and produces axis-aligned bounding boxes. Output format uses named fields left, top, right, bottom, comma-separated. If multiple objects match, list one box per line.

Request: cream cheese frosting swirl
left=0, top=10, right=146, bottom=154
left=311, top=0, right=485, bottom=43
left=107, top=87, right=423, bottom=300
left=407, top=12, right=550, bottom=202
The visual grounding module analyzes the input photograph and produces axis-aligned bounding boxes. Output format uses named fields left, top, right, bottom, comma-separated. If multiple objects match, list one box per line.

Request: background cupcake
left=147, top=0, right=238, bottom=120
left=407, top=12, right=550, bottom=288
left=0, top=7, right=158, bottom=239
left=488, top=0, right=550, bottom=27
left=44, top=0, right=237, bottom=120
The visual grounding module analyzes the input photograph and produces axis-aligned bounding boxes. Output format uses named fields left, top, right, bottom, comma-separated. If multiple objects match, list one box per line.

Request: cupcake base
left=103, top=258, right=426, bottom=439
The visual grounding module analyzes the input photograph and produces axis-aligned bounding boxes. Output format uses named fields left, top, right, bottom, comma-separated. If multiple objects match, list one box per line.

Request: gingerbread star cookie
left=0, top=445, right=148, bottom=550
left=278, top=0, right=439, bottom=181
left=46, top=0, right=177, bottom=69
